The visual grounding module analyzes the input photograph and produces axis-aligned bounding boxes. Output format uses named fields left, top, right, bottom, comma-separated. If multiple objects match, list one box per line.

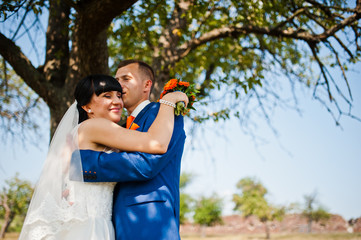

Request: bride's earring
left=88, top=109, right=92, bottom=113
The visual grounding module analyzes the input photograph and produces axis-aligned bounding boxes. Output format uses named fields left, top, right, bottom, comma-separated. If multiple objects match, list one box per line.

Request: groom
left=81, top=60, right=186, bottom=240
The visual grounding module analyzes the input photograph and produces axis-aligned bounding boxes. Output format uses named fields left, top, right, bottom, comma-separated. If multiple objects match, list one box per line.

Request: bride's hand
left=161, top=92, right=189, bottom=107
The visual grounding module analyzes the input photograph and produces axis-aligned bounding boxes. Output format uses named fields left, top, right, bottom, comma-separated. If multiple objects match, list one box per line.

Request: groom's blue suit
left=80, top=102, right=186, bottom=240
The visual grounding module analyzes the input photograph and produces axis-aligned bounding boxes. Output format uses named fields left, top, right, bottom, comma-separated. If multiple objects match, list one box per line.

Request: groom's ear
left=143, top=79, right=152, bottom=92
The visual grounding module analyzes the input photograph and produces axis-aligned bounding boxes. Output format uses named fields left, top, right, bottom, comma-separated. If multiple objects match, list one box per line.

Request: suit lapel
left=133, top=102, right=156, bottom=126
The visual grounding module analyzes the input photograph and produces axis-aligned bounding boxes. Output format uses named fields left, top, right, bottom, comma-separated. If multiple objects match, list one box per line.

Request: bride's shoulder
left=80, top=118, right=109, bottom=127
left=78, top=118, right=117, bottom=134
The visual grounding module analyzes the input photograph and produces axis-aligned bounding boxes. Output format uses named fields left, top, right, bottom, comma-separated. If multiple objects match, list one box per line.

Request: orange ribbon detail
left=126, top=116, right=140, bottom=130
left=130, top=122, right=140, bottom=130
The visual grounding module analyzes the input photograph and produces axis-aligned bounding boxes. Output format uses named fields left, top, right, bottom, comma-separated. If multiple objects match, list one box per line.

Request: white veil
left=19, top=101, right=87, bottom=239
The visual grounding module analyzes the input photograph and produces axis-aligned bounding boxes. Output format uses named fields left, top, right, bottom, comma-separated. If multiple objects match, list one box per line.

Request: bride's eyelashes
left=100, top=91, right=121, bottom=99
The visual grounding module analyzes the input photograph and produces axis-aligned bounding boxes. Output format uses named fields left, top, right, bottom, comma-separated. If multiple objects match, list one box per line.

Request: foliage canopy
left=302, top=192, right=331, bottom=232
left=0, top=174, right=33, bottom=237
left=233, top=177, right=285, bottom=239
left=193, top=195, right=223, bottom=227
left=0, top=0, right=360, bottom=140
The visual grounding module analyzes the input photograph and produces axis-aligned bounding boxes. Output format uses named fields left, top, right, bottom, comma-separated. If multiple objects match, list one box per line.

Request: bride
left=19, top=74, right=188, bottom=240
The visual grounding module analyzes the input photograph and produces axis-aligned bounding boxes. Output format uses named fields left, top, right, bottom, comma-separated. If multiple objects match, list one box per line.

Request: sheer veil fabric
left=19, top=101, right=86, bottom=239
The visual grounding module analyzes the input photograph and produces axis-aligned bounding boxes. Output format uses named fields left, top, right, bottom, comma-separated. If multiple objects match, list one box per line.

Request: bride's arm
left=80, top=92, right=188, bottom=154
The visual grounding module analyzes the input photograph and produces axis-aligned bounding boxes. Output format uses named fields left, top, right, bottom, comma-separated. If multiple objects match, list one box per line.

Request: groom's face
left=115, top=63, right=148, bottom=113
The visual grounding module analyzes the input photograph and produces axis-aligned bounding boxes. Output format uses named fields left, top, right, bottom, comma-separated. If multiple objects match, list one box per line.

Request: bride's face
left=86, top=91, right=123, bottom=123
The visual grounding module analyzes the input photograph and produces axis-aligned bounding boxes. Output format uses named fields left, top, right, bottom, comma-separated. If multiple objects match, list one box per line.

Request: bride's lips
left=110, top=107, right=121, bottom=112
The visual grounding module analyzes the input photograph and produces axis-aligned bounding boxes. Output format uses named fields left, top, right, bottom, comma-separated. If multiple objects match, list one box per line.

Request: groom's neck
left=126, top=99, right=150, bottom=116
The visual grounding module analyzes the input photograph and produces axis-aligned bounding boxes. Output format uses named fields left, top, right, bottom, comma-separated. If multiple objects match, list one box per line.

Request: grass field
left=3, top=232, right=361, bottom=240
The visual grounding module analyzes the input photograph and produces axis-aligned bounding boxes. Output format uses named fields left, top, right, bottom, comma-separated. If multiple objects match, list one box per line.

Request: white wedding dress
left=20, top=180, right=116, bottom=240
left=19, top=102, right=117, bottom=240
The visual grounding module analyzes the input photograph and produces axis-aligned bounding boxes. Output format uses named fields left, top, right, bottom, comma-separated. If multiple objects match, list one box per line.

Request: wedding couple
left=19, top=60, right=189, bottom=240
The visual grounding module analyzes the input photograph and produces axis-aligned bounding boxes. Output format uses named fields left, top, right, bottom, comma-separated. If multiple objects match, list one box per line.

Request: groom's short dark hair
left=117, top=60, right=155, bottom=93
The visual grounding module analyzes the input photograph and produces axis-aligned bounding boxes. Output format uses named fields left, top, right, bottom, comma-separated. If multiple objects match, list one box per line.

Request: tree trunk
left=47, top=12, right=111, bottom=136
left=200, top=224, right=206, bottom=238
left=265, top=221, right=271, bottom=239
left=307, top=218, right=313, bottom=233
left=49, top=101, right=72, bottom=137
left=0, top=195, right=12, bottom=239
left=150, top=57, right=170, bottom=101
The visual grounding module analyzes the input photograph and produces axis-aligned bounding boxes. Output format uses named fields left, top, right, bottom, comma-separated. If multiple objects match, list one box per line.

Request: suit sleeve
left=80, top=111, right=185, bottom=183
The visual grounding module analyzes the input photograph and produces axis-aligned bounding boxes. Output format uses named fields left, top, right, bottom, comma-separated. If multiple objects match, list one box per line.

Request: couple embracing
left=19, top=60, right=189, bottom=240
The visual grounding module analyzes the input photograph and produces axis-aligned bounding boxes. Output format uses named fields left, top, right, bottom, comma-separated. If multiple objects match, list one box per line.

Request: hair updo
left=74, top=74, right=123, bottom=123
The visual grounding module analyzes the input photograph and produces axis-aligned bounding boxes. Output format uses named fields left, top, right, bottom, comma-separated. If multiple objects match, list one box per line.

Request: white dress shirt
left=130, top=100, right=151, bottom=118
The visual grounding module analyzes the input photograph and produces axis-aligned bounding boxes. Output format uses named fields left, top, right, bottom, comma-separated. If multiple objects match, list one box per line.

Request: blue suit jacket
left=79, top=102, right=186, bottom=240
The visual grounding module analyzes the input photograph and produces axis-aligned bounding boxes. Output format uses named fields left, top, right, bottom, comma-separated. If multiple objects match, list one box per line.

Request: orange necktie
left=126, top=116, right=140, bottom=130
left=126, top=116, right=135, bottom=129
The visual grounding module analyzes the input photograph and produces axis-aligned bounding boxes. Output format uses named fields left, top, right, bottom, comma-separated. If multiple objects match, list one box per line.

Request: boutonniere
left=158, top=79, right=198, bottom=116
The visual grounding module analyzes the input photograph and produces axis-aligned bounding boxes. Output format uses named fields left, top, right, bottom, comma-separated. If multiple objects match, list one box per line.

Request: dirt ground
left=181, top=232, right=361, bottom=240
left=3, top=232, right=361, bottom=240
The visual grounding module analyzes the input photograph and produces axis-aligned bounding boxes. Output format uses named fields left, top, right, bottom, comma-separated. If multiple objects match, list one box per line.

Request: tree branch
left=305, top=0, right=355, bottom=14
left=177, top=4, right=361, bottom=60
left=10, top=0, right=32, bottom=40
left=0, top=0, right=27, bottom=22
left=78, top=0, right=138, bottom=35
left=191, top=2, right=220, bottom=40
left=0, top=32, right=47, bottom=101
left=317, top=8, right=361, bottom=41
left=324, top=41, right=353, bottom=101
left=24, top=18, right=43, bottom=64
left=197, top=63, right=215, bottom=98
left=332, top=34, right=354, bottom=59
left=272, top=8, right=306, bottom=30
left=308, top=42, right=333, bottom=101
left=173, top=0, right=192, bottom=32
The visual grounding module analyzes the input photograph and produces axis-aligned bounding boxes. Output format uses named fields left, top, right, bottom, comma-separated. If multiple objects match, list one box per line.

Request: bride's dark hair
left=74, top=74, right=123, bottom=123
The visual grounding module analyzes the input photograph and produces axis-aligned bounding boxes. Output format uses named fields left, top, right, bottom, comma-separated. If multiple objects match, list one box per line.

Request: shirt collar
left=130, top=100, right=150, bottom=118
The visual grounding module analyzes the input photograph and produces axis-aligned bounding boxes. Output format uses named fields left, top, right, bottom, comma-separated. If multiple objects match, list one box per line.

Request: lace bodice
left=72, top=181, right=116, bottom=219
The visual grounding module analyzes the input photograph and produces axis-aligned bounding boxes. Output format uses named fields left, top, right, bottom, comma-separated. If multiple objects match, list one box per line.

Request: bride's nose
left=112, top=96, right=123, bottom=107
left=113, top=96, right=121, bottom=104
